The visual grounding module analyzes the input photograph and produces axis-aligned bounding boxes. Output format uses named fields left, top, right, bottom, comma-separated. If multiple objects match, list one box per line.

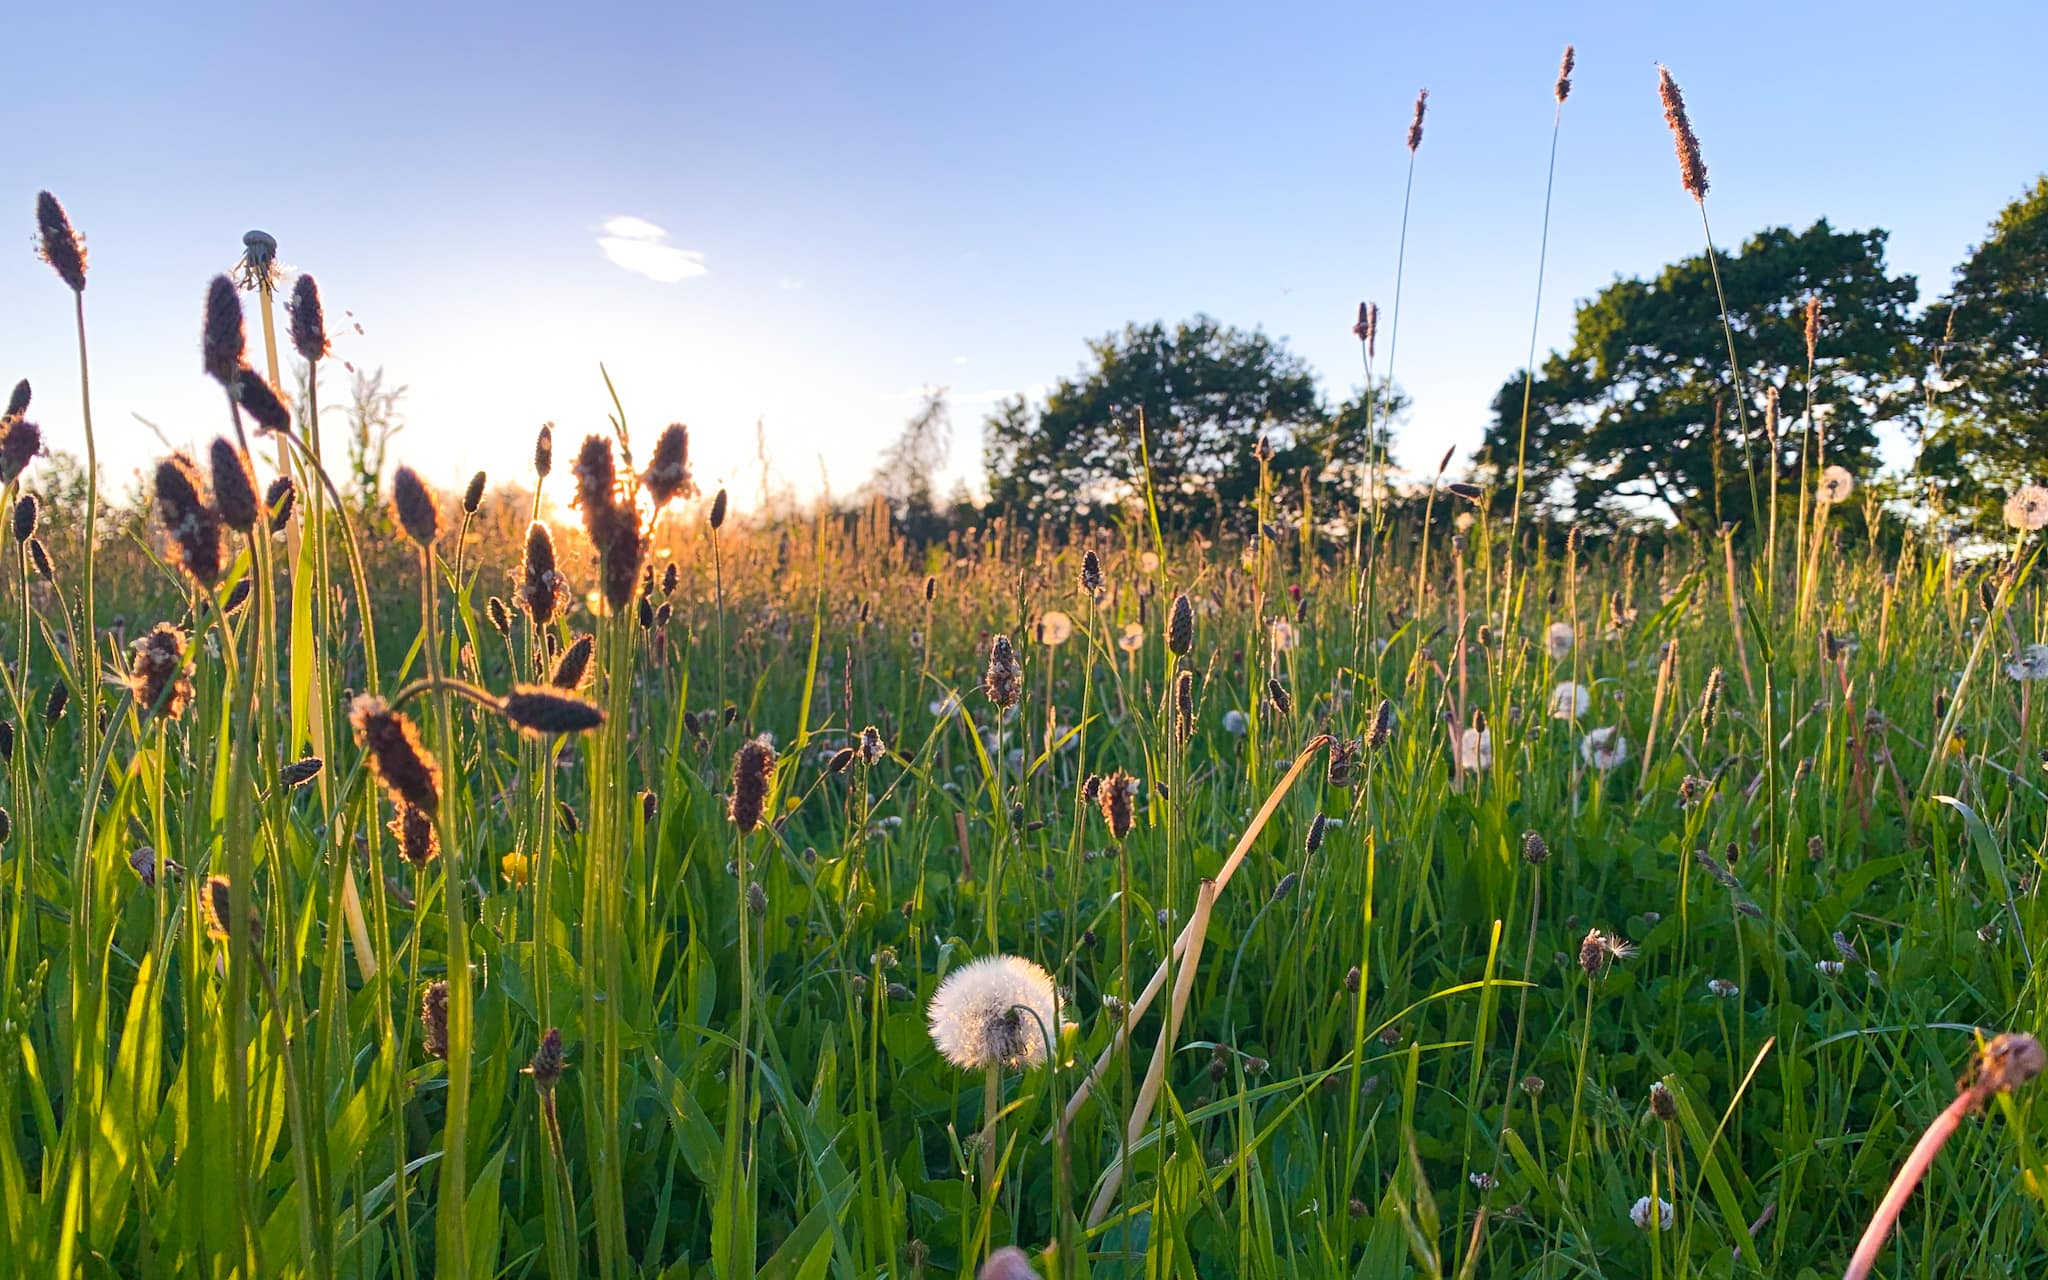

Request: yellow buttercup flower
left=501, top=851, right=532, bottom=887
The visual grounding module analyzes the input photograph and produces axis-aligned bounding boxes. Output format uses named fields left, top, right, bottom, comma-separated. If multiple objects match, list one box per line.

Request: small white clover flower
left=1631, top=1196, right=1673, bottom=1231
left=1549, top=681, right=1591, bottom=720
left=1814, top=960, right=1845, bottom=978
left=1817, top=465, right=1854, bottom=504
left=1546, top=621, right=1574, bottom=660
left=2006, top=485, right=2048, bottom=532
left=927, top=955, right=1061, bottom=1071
left=1707, top=978, right=1739, bottom=998
left=1581, top=725, right=1628, bottom=772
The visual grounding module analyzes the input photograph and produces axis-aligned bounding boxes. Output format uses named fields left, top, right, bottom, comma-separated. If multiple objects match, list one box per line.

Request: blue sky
left=5, top=1, right=2044, bottom=511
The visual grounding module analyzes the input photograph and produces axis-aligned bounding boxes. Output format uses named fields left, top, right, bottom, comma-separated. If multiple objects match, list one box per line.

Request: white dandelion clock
left=2007, top=486, right=2048, bottom=532
left=1139, top=551, right=1161, bottom=574
left=1116, top=623, right=1145, bottom=653
left=2007, top=644, right=2048, bottom=683
left=1549, top=682, right=1591, bottom=720
left=1220, top=709, right=1249, bottom=736
left=1269, top=618, right=1298, bottom=653
left=1545, top=621, right=1574, bottom=660
left=1631, top=1196, right=1674, bottom=1231
left=1458, top=727, right=1492, bottom=771
left=1036, top=610, right=1075, bottom=646
left=927, top=955, right=1061, bottom=1072
left=1581, top=725, right=1628, bottom=771
left=1817, top=465, right=1855, bottom=505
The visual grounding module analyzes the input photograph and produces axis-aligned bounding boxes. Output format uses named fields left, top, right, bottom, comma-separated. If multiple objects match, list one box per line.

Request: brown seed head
left=126, top=623, right=193, bottom=721
left=391, top=466, right=440, bottom=548
left=35, top=192, right=86, bottom=293
left=709, top=488, right=729, bottom=530
left=1306, top=812, right=1328, bottom=854
left=420, top=981, right=449, bottom=1060
left=390, top=802, right=440, bottom=868
left=265, top=474, right=296, bottom=531
left=1804, top=294, right=1822, bottom=365
left=288, top=273, right=328, bottom=362
left=600, top=516, right=646, bottom=612
left=12, top=494, right=36, bottom=543
left=0, top=416, right=44, bottom=485
left=642, top=423, right=695, bottom=507
left=662, top=562, right=679, bottom=597
left=1099, top=769, right=1136, bottom=841
left=1657, top=66, right=1709, bottom=200
left=231, top=367, right=293, bottom=433
left=1267, top=677, right=1292, bottom=717
left=572, top=433, right=621, bottom=537
left=527, top=1027, right=566, bottom=1090
left=1080, top=548, right=1103, bottom=594
left=462, top=470, right=487, bottom=516
left=859, top=724, right=886, bottom=766
left=1649, top=1080, right=1677, bottom=1121
left=1971, top=1032, right=2048, bottom=1098
left=201, top=874, right=262, bottom=946
left=516, top=522, right=566, bottom=625
left=203, top=276, right=245, bottom=384
left=1406, top=87, right=1428, bottom=151
left=501, top=685, right=608, bottom=736
left=983, top=634, right=1022, bottom=708
left=1555, top=44, right=1575, bottom=104
left=1173, top=669, right=1196, bottom=742
left=1522, top=829, right=1550, bottom=865
left=486, top=595, right=512, bottom=637
left=728, top=736, right=777, bottom=834
left=209, top=437, right=260, bottom=532
left=3, top=379, right=26, bottom=422
left=155, top=452, right=224, bottom=587
left=349, top=693, right=442, bottom=815
left=279, top=756, right=324, bottom=789
left=1326, top=737, right=1360, bottom=788
left=533, top=423, right=554, bottom=479
left=1168, top=592, right=1194, bottom=656
left=43, top=681, right=67, bottom=724
left=551, top=633, right=595, bottom=690
left=27, top=538, right=53, bottom=584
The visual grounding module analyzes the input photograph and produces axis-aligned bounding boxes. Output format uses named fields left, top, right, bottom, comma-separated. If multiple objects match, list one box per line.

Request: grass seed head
left=126, top=623, right=193, bottom=721
left=202, top=276, right=245, bottom=384
left=526, top=1028, right=566, bottom=1090
left=709, top=487, right=729, bottom=530
left=641, top=423, right=695, bottom=507
left=350, top=693, right=442, bottom=815
left=462, top=470, right=487, bottom=516
left=35, top=192, right=86, bottom=292
left=983, top=634, right=1022, bottom=708
left=1099, top=769, right=1136, bottom=841
left=390, top=802, right=439, bottom=868
left=486, top=595, right=512, bottom=637
left=265, top=474, right=295, bottom=531
left=209, top=438, right=260, bottom=532
left=1657, top=66, right=1709, bottom=200
left=28, top=538, right=54, bottom=583
left=1173, top=669, right=1196, bottom=742
left=501, top=685, right=607, bottom=736
left=154, top=453, right=224, bottom=587
left=1556, top=45, right=1576, bottom=103
left=288, top=273, right=328, bottom=361
left=201, top=874, right=261, bottom=946
left=0, top=417, right=44, bottom=486
left=420, top=981, right=449, bottom=1060
left=1407, top=87, right=1428, bottom=152
left=279, top=756, right=323, bottom=789
left=11, top=494, right=36, bottom=543
left=551, top=632, right=595, bottom=690
left=728, top=736, right=776, bottom=834
left=391, top=466, right=440, bottom=548
left=1168, top=592, right=1195, bottom=656
left=230, top=367, right=293, bottom=434
left=517, top=521, right=566, bottom=625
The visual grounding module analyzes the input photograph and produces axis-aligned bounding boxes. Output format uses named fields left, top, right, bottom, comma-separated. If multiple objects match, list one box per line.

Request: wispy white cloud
left=951, top=355, right=970, bottom=366
left=597, top=215, right=708, bottom=283
left=775, top=275, right=806, bottom=291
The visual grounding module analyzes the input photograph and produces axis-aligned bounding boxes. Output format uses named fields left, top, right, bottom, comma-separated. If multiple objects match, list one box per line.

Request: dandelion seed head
left=926, top=954, right=1060, bottom=1071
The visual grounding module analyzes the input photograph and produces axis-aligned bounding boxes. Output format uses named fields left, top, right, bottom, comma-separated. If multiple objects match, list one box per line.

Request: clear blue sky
left=5, top=1, right=2043, bottom=510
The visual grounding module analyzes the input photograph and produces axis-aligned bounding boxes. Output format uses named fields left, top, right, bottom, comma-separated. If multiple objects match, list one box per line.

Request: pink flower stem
left=1843, top=1086, right=1981, bottom=1280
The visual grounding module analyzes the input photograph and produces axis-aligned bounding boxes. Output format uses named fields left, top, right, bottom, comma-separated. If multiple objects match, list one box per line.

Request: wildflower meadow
left=7, top=46, right=2048, bottom=1280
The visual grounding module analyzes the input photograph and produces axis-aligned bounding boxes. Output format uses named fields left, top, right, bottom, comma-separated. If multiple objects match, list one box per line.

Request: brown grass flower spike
left=728, top=736, right=777, bottom=834
left=209, top=438, right=260, bottom=532
left=1406, top=88, right=1428, bottom=152
left=155, top=453, right=224, bottom=587
left=35, top=192, right=86, bottom=293
left=501, top=685, right=608, bottom=736
left=1555, top=45, right=1575, bottom=104
left=288, top=274, right=328, bottom=362
left=1657, top=65, right=1709, bottom=200
left=126, top=623, right=193, bottom=721
left=391, top=466, right=440, bottom=547
left=350, top=693, right=442, bottom=815
left=983, top=634, right=1022, bottom=708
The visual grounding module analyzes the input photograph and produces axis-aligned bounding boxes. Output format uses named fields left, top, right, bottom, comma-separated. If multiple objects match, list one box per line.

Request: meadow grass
left=7, top=69, right=2048, bottom=1276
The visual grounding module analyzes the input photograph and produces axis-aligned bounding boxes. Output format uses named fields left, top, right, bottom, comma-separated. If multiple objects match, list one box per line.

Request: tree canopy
left=982, top=316, right=1402, bottom=529
left=1916, top=177, right=2048, bottom=519
left=1479, top=221, right=1919, bottom=533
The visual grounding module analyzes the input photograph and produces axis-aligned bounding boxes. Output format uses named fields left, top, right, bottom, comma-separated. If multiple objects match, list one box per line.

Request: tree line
left=870, top=176, right=2048, bottom=538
